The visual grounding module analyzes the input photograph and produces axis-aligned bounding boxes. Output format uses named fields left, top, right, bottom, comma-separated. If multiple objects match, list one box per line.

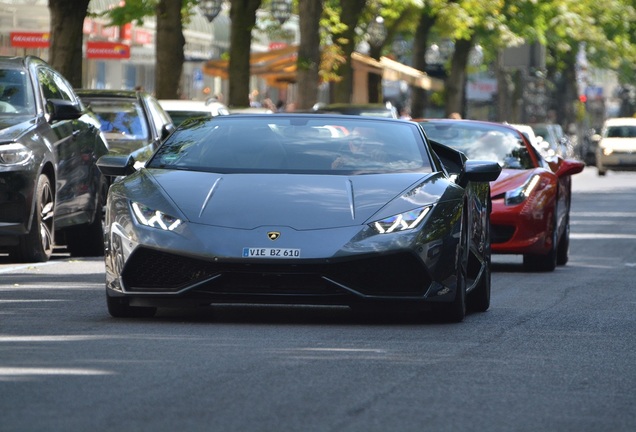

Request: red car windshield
left=420, top=121, right=536, bottom=170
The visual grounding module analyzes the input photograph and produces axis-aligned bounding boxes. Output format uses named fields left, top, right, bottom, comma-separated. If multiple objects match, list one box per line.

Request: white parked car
left=510, top=123, right=545, bottom=151
left=159, top=99, right=230, bottom=126
left=595, top=117, right=636, bottom=176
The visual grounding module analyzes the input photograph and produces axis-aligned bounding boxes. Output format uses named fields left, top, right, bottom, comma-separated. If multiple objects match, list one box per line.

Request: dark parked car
left=97, top=114, right=501, bottom=322
left=0, top=56, right=109, bottom=262
left=76, top=89, right=175, bottom=162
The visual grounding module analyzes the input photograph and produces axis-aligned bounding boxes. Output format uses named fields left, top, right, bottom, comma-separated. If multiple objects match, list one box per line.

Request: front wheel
left=468, top=198, right=492, bottom=312
left=556, top=216, right=570, bottom=266
left=10, top=174, right=54, bottom=263
left=523, top=211, right=557, bottom=272
left=437, top=210, right=468, bottom=323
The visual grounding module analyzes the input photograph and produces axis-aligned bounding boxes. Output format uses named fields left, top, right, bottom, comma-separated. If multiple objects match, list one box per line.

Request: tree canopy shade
left=43, top=0, right=636, bottom=120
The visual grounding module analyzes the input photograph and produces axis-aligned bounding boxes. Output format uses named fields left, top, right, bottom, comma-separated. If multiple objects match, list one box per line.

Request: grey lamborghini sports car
left=97, top=114, right=501, bottom=322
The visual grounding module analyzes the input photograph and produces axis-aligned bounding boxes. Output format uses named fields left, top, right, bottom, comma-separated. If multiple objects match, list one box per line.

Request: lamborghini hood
left=143, top=169, right=443, bottom=230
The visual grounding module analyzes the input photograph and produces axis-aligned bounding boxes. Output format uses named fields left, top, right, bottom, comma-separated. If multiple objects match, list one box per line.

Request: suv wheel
left=11, top=174, right=54, bottom=262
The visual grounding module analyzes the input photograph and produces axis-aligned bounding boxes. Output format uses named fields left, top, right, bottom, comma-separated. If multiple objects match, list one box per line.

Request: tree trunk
left=560, top=58, right=578, bottom=128
left=155, top=0, right=185, bottom=99
left=444, top=38, right=473, bottom=118
left=331, top=0, right=367, bottom=103
left=228, top=0, right=262, bottom=107
left=48, top=0, right=90, bottom=88
left=296, top=0, right=323, bottom=110
left=547, top=48, right=577, bottom=128
left=410, top=11, right=437, bottom=119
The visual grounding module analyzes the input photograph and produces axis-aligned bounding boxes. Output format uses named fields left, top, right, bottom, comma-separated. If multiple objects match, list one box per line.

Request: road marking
left=0, top=367, right=113, bottom=376
left=0, top=261, right=58, bottom=274
left=571, top=212, right=636, bottom=217
left=0, top=299, right=64, bottom=303
left=571, top=233, right=636, bottom=239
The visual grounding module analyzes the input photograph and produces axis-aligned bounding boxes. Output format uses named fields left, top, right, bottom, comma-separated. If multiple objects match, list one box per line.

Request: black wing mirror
left=97, top=155, right=137, bottom=178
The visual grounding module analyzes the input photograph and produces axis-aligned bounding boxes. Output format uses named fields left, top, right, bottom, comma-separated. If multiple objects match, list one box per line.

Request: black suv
left=0, top=56, right=109, bottom=262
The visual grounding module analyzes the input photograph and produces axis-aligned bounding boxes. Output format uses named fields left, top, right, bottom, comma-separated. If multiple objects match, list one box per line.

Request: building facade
left=0, top=0, right=297, bottom=102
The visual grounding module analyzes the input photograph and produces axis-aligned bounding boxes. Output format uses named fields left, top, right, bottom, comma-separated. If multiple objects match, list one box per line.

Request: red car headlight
left=504, top=175, right=540, bottom=206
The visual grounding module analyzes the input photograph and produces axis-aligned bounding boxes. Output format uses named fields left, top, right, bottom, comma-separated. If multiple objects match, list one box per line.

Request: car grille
left=121, top=247, right=431, bottom=299
left=491, top=224, right=515, bottom=244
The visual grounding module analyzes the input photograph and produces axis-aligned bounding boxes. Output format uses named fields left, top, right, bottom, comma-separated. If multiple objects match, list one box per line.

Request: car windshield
left=147, top=116, right=431, bottom=174
left=420, top=121, right=535, bottom=169
left=0, top=66, right=36, bottom=115
left=531, top=125, right=555, bottom=146
left=605, top=125, right=636, bottom=138
left=166, top=110, right=213, bottom=126
left=86, top=99, right=149, bottom=140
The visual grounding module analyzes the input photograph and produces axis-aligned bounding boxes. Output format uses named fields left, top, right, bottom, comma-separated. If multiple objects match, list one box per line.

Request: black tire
left=556, top=216, right=570, bottom=266
left=11, top=174, right=54, bottom=263
left=107, top=295, right=156, bottom=318
left=523, top=211, right=558, bottom=272
left=469, top=264, right=490, bottom=312
left=468, top=199, right=491, bottom=312
left=438, top=210, right=468, bottom=323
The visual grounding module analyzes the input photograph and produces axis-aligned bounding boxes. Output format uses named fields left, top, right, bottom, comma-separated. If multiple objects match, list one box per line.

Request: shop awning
left=203, top=45, right=444, bottom=91
left=203, top=44, right=298, bottom=82
left=379, top=56, right=444, bottom=92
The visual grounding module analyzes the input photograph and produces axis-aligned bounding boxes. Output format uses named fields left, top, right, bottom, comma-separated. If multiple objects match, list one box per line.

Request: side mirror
left=458, top=160, right=502, bottom=187
left=554, top=158, right=585, bottom=178
left=47, top=99, right=82, bottom=121
left=161, top=124, right=176, bottom=140
left=97, top=155, right=137, bottom=178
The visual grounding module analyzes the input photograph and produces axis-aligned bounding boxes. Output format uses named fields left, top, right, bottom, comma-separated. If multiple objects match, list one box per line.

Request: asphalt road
left=1, top=166, right=635, bottom=432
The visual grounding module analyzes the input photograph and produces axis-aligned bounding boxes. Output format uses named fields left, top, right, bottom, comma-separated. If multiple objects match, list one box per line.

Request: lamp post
left=366, top=16, right=386, bottom=104
left=424, top=39, right=454, bottom=78
left=199, top=0, right=223, bottom=23
left=271, top=0, right=292, bottom=26
left=367, top=16, right=386, bottom=54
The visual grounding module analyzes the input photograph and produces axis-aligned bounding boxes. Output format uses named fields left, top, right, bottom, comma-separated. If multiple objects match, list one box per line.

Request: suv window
left=145, top=94, right=172, bottom=137
left=37, top=67, right=75, bottom=103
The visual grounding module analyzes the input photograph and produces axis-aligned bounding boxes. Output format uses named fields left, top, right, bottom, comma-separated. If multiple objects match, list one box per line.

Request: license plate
left=242, top=247, right=301, bottom=258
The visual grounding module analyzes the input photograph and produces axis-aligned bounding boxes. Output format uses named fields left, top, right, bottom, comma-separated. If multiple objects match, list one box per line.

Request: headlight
left=602, top=147, right=613, bottom=156
left=370, top=206, right=431, bottom=234
left=131, top=202, right=182, bottom=231
left=505, top=175, right=540, bottom=206
left=0, top=143, right=33, bottom=165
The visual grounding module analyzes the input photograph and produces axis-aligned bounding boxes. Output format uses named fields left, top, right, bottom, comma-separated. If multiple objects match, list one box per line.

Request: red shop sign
left=11, top=32, right=50, bottom=48
left=86, top=41, right=130, bottom=59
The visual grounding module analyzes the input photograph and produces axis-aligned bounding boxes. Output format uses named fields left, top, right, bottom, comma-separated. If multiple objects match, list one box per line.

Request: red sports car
left=416, top=119, right=584, bottom=271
